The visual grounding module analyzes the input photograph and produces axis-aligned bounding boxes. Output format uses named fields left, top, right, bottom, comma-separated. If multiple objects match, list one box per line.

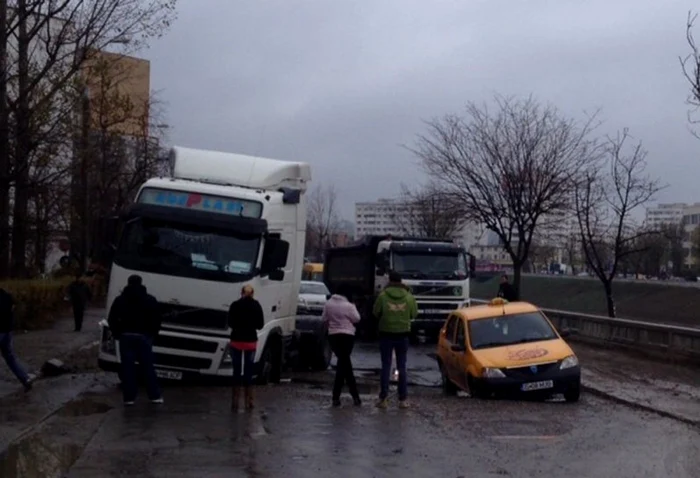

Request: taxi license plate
left=421, top=309, right=447, bottom=315
left=156, top=369, right=183, bottom=380
left=521, top=380, right=553, bottom=392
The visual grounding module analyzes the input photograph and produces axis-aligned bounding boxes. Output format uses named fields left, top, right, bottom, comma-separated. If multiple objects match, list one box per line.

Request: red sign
left=507, top=347, right=549, bottom=361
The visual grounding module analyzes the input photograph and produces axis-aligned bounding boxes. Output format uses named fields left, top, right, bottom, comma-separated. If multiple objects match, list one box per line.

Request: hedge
left=2, top=278, right=73, bottom=330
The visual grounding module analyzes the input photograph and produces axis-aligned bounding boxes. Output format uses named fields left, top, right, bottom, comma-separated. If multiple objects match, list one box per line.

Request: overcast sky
left=145, top=0, right=700, bottom=220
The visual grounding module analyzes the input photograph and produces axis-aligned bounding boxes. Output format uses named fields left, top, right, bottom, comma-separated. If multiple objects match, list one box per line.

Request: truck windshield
left=115, top=219, right=261, bottom=282
left=392, top=251, right=467, bottom=279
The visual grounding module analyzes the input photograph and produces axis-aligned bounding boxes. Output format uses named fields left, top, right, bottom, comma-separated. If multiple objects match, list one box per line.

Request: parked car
left=297, top=280, right=330, bottom=315
left=436, top=297, right=581, bottom=402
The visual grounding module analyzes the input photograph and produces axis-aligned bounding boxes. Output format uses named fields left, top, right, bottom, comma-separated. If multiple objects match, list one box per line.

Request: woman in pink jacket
left=322, top=285, right=362, bottom=407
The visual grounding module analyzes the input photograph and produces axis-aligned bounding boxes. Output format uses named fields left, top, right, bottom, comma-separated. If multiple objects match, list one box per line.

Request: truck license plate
left=156, top=369, right=183, bottom=380
left=521, top=380, right=553, bottom=392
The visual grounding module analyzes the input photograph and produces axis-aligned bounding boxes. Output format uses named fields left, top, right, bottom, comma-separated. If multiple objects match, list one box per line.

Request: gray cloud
left=146, top=0, right=700, bottom=218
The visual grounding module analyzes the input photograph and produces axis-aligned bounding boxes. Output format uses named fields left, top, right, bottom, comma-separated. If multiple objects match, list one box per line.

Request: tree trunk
left=0, top=0, right=9, bottom=279
left=10, top=0, right=30, bottom=278
left=603, top=280, right=616, bottom=318
left=512, top=262, right=522, bottom=300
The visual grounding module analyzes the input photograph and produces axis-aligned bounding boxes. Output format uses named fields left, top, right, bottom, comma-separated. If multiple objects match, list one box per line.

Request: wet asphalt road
left=64, top=383, right=699, bottom=478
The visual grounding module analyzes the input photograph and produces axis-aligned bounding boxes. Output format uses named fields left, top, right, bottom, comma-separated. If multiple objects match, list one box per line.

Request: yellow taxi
left=436, top=298, right=580, bottom=402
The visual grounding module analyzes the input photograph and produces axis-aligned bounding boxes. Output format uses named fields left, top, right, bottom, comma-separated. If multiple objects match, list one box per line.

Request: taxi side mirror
left=559, top=328, right=573, bottom=338
left=451, top=344, right=466, bottom=352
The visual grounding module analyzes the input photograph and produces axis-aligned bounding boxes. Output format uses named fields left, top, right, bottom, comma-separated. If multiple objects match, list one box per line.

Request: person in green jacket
left=372, top=271, right=418, bottom=409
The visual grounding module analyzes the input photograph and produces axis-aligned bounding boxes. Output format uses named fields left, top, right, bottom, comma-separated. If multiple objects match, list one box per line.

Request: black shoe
left=332, top=399, right=341, bottom=407
left=353, top=396, right=362, bottom=406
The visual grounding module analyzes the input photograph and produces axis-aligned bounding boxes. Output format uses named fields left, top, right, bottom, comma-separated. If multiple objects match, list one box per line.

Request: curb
left=581, top=381, right=700, bottom=428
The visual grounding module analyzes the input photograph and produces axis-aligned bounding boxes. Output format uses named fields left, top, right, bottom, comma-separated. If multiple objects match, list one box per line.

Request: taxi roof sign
left=489, top=297, right=508, bottom=306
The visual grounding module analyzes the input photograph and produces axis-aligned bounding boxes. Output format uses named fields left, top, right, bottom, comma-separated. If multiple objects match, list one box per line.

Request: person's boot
left=245, top=386, right=255, bottom=410
left=231, top=386, right=241, bottom=412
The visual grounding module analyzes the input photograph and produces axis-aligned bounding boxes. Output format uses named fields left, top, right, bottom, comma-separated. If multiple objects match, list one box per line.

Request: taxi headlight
left=560, top=355, right=579, bottom=370
left=483, top=367, right=506, bottom=378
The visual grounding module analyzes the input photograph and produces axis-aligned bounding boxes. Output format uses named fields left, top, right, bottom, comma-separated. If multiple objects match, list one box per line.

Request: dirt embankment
left=471, top=275, right=700, bottom=327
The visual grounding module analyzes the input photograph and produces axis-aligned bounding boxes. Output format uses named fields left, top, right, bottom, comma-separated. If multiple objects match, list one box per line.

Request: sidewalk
left=0, top=308, right=105, bottom=398
left=572, top=343, right=700, bottom=425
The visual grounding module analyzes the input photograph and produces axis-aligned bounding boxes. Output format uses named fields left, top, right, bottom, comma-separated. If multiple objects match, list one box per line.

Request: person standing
left=66, top=274, right=92, bottom=332
left=322, top=285, right=362, bottom=407
left=227, top=284, right=264, bottom=412
left=0, top=288, right=32, bottom=392
left=372, top=271, right=417, bottom=409
left=497, top=274, right=518, bottom=302
left=107, top=275, right=163, bottom=406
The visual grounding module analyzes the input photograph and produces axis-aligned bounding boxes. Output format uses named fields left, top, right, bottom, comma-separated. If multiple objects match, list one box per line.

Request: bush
left=1, top=278, right=72, bottom=330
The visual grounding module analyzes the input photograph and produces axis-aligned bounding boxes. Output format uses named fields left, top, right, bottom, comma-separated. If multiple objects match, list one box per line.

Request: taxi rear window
left=468, top=312, right=558, bottom=350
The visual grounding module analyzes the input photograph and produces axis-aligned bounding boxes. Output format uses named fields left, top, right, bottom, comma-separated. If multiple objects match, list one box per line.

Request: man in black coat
left=227, top=284, right=264, bottom=411
left=66, top=275, right=92, bottom=331
left=0, top=288, right=32, bottom=392
left=497, top=274, right=518, bottom=302
left=108, top=275, right=163, bottom=406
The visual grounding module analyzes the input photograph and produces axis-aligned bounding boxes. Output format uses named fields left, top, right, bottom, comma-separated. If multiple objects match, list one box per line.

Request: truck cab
left=98, top=146, right=311, bottom=384
left=324, top=235, right=476, bottom=340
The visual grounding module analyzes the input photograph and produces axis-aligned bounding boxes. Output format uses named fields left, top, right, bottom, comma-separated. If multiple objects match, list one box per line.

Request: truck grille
left=154, top=334, right=219, bottom=353
left=410, top=285, right=461, bottom=297
left=153, top=353, right=212, bottom=371
left=158, top=303, right=229, bottom=330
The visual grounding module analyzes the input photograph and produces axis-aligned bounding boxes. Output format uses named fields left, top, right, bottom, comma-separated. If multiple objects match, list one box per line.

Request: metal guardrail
left=471, top=299, right=700, bottom=361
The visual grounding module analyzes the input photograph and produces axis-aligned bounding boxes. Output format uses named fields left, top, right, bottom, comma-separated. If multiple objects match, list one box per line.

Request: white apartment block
left=645, top=203, right=688, bottom=228
left=354, top=199, right=484, bottom=250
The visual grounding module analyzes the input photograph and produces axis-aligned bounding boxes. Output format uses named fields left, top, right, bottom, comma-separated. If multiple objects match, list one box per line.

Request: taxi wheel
left=467, top=376, right=489, bottom=399
left=439, top=362, right=457, bottom=395
left=564, top=385, right=580, bottom=403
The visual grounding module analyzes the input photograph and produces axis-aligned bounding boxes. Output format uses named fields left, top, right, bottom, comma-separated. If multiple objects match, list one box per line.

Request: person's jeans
left=119, top=333, right=161, bottom=403
left=379, top=335, right=409, bottom=401
left=0, top=332, right=30, bottom=385
left=72, top=303, right=85, bottom=331
left=230, top=346, right=255, bottom=386
left=329, top=333, right=359, bottom=401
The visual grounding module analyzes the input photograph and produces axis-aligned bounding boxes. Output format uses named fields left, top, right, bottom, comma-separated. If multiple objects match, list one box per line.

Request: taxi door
left=439, top=315, right=459, bottom=381
left=453, top=318, right=469, bottom=390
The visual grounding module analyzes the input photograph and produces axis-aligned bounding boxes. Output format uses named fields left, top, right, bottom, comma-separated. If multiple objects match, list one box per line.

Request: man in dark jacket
left=66, top=275, right=92, bottom=331
left=0, top=288, right=32, bottom=392
left=497, top=274, right=518, bottom=302
left=227, top=284, right=264, bottom=411
left=107, top=275, right=163, bottom=406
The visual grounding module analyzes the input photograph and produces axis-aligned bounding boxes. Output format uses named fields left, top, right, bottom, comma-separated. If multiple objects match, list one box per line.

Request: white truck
left=97, top=146, right=313, bottom=383
left=324, top=235, right=476, bottom=340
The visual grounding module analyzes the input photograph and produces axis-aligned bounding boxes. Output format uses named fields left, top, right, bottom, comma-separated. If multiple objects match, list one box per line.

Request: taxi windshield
left=468, top=312, right=559, bottom=350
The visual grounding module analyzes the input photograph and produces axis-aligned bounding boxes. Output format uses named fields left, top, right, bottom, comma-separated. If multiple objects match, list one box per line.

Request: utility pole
left=0, top=0, right=9, bottom=278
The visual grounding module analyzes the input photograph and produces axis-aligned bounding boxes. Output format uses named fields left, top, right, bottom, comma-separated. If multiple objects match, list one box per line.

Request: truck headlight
left=220, top=346, right=232, bottom=368
left=560, top=355, right=579, bottom=370
left=452, top=286, right=463, bottom=296
left=483, top=367, right=505, bottom=378
left=101, top=327, right=116, bottom=355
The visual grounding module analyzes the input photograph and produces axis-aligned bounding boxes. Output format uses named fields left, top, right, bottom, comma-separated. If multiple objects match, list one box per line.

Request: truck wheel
left=311, top=333, right=332, bottom=371
left=256, top=338, right=282, bottom=385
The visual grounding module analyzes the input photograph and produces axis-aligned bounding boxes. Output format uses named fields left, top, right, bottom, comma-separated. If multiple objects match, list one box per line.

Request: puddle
left=0, top=433, right=83, bottom=478
left=56, top=398, right=113, bottom=417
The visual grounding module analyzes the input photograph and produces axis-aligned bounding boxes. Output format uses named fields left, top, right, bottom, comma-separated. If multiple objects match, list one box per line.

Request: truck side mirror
left=102, top=215, right=121, bottom=250
left=468, top=254, right=476, bottom=275
left=261, top=237, right=289, bottom=276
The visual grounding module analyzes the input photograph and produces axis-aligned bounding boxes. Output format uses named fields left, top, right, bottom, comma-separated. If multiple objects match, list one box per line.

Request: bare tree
left=306, top=184, right=341, bottom=261
left=574, top=130, right=664, bottom=317
left=412, top=95, right=598, bottom=298
left=681, top=11, right=700, bottom=136
left=390, top=182, right=464, bottom=239
left=1, top=0, right=178, bottom=278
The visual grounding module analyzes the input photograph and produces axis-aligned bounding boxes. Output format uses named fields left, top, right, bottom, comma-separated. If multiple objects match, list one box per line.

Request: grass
left=471, top=274, right=700, bottom=328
